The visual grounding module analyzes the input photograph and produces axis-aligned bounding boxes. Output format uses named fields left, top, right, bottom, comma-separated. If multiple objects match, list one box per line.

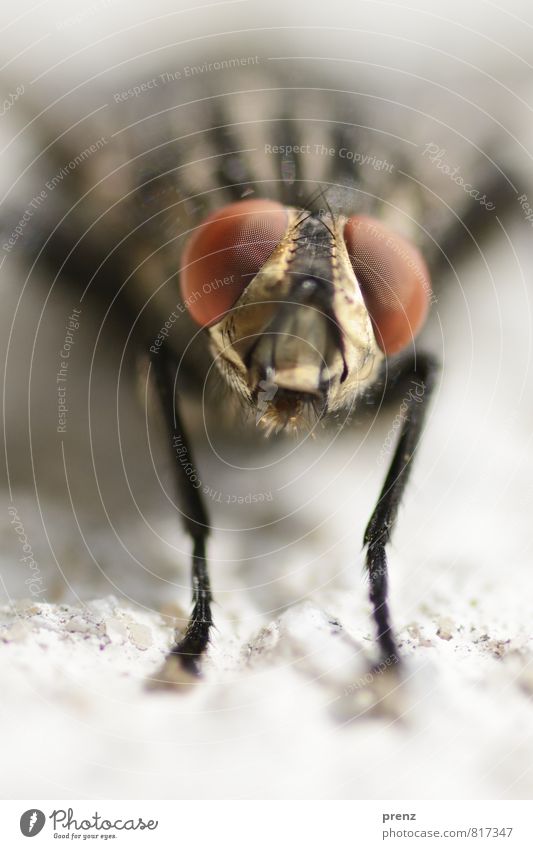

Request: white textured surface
left=1, top=577, right=533, bottom=800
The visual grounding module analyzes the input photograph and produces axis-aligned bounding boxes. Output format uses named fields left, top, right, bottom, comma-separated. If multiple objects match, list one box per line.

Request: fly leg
left=149, top=345, right=212, bottom=682
left=364, top=350, right=438, bottom=670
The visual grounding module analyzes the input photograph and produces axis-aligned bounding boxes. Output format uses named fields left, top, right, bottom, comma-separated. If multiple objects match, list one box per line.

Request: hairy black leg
left=150, top=345, right=212, bottom=677
left=364, top=350, right=439, bottom=668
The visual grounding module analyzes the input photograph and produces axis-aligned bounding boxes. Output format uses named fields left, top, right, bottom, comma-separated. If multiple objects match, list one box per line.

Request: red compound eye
left=180, top=199, right=289, bottom=326
left=344, top=215, right=431, bottom=355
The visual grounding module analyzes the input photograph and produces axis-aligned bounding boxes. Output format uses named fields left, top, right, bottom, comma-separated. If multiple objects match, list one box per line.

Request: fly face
left=180, top=198, right=430, bottom=434
left=207, top=206, right=382, bottom=433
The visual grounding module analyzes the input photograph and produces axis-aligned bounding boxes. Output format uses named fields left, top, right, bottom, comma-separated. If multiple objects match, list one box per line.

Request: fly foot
left=146, top=647, right=203, bottom=692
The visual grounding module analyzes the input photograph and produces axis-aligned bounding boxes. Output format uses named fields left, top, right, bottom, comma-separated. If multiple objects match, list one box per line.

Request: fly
left=151, top=194, right=437, bottom=685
